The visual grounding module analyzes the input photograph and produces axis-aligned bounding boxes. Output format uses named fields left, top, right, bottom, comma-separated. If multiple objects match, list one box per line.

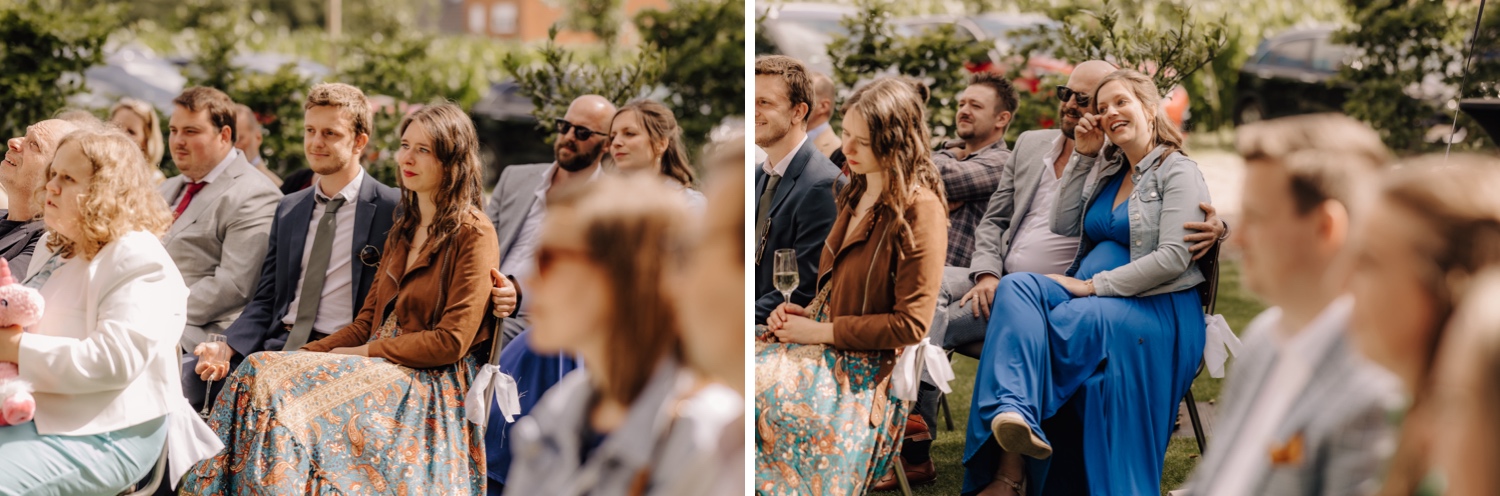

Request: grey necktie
left=756, top=173, right=782, bottom=245
left=284, top=197, right=347, bottom=351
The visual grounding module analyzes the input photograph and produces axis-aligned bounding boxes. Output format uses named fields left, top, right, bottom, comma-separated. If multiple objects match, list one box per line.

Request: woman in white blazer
left=0, top=128, right=220, bottom=495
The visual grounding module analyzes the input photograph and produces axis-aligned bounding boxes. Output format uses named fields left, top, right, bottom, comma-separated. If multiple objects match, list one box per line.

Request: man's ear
left=996, top=110, right=1014, bottom=132
left=353, top=133, right=370, bottom=157
left=793, top=102, right=811, bottom=126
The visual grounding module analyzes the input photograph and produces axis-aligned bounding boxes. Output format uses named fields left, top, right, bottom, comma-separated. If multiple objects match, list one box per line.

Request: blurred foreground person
left=1346, top=154, right=1500, bottom=496
left=1432, top=269, right=1500, bottom=496
left=503, top=174, right=740, bottom=495
left=1184, top=114, right=1402, bottom=496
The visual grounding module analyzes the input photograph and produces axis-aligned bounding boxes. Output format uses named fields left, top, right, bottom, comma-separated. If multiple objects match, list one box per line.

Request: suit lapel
left=167, top=172, right=230, bottom=239
left=351, top=175, right=379, bottom=309
left=283, top=192, right=316, bottom=300
left=1011, top=132, right=1050, bottom=227
left=767, top=141, right=815, bottom=219
left=495, top=166, right=548, bottom=252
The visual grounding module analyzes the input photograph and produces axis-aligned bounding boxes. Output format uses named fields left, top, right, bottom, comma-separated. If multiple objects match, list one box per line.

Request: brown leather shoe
left=868, top=458, right=937, bottom=491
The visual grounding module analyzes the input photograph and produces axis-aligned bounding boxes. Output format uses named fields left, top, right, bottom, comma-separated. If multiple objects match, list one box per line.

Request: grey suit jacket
left=1185, top=304, right=1402, bottom=496
left=158, top=151, right=283, bottom=350
left=487, top=162, right=551, bottom=262
left=968, top=129, right=1064, bottom=281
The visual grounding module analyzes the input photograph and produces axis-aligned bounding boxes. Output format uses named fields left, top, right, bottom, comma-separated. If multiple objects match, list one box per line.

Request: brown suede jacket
left=303, top=208, right=498, bottom=368
left=818, top=187, right=947, bottom=351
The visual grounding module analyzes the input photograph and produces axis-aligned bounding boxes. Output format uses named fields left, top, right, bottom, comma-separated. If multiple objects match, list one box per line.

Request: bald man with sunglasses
left=484, top=95, right=617, bottom=351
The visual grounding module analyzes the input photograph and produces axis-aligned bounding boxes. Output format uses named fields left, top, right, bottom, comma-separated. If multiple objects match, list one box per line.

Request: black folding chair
left=1181, top=241, right=1222, bottom=455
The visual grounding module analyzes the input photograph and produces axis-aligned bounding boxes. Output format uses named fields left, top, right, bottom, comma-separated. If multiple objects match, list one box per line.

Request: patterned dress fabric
left=753, top=285, right=908, bottom=495
left=181, top=315, right=484, bottom=495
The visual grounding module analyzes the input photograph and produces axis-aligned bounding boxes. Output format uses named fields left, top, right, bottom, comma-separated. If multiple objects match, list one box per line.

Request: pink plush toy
left=0, top=262, right=43, bottom=426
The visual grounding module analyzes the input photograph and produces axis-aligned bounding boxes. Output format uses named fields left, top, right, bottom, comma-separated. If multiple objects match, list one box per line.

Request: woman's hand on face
left=1075, top=113, right=1106, bottom=158
left=772, top=315, right=834, bottom=345
left=1045, top=274, right=1094, bottom=297
left=328, top=345, right=369, bottom=357
left=0, top=325, right=21, bottom=363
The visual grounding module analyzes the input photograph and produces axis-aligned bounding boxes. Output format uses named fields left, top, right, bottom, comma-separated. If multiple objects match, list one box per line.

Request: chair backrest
left=1195, top=241, right=1222, bottom=315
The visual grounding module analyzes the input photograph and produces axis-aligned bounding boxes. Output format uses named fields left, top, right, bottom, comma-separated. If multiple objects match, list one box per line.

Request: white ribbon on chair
left=893, top=338, right=954, bottom=402
left=465, top=364, right=521, bottom=426
left=1203, top=313, right=1241, bottom=378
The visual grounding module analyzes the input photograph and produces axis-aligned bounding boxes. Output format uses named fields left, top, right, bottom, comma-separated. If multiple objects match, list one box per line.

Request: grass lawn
left=872, top=258, right=1265, bottom=496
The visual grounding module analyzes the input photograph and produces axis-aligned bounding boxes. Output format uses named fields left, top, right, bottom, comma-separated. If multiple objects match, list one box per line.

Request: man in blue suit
left=753, top=55, right=844, bottom=325
left=185, top=83, right=400, bottom=410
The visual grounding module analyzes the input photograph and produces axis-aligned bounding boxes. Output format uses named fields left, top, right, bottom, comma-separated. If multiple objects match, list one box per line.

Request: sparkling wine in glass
left=773, top=248, right=798, bottom=308
left=199, top=333, right=228, bottom=418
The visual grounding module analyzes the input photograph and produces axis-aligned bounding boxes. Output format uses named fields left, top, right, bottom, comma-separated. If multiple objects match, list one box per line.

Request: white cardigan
left=18, top=230, right=221, bottom=486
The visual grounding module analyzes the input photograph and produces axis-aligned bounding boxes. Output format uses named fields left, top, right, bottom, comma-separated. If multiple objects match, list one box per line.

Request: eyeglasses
left=554, top=119, right=603, bottom=141
left=535, top=245, right=591, bottom=277
left=359, top=245, right=381, bottom=267
left=1055, top=85, right=1091, bottom=108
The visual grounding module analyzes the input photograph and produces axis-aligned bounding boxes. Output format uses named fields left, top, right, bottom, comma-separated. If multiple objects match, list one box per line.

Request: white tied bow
left=893, top=338, right=954, bottom=402
left=1203, top=313, right=1241, bottom=378
left=465, top=364, right=521, bottom=425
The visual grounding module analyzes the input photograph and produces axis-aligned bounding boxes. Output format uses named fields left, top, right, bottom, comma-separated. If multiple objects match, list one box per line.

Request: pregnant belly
left=1076, top=240, right=1130, bottom=280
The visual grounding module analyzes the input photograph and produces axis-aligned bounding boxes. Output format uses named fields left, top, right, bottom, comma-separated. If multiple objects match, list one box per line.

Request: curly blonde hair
left=46, top=128, right=174, bottom=260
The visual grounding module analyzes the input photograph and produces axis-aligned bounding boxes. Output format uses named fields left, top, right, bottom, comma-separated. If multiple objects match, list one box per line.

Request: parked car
left=755, top=2, right=858, bottom=77
left=1234, top=26, right=1352, bottom=125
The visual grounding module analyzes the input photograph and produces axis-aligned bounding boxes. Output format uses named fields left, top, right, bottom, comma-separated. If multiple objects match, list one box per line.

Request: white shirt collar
left=1042, top=131, right=1068, bottom=166
left=196, top=148, right=242, bottom=184
left=312, top=169, right=366, bottom=203
left=761, top=135, right=808, bottom=177
left=1270, top=295, right=1353, bottom=362
left=807, top=123, right=831, bottom=139
left=536, top=161, right=604, bottom=198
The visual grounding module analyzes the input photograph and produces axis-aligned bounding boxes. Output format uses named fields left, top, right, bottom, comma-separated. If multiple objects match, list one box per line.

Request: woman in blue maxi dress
left=962, top=70, right=1208, bottom=495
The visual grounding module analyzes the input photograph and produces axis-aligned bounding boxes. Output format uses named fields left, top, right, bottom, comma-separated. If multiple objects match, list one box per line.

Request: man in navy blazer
left=185, top=83, right=399, bottom=410
left=753, top=55, right=844, bottom=325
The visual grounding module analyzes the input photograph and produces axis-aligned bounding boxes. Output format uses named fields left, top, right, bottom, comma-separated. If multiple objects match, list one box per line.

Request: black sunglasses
left=1055, top=85, right=1091, bottom=108
left=554, top=119, right=603, bottom=141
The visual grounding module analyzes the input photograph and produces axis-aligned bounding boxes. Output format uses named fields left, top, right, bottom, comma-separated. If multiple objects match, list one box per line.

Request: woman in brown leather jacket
left=755, top=77, right=948, bottom=495
left=183, top=103, right=499, bottom=494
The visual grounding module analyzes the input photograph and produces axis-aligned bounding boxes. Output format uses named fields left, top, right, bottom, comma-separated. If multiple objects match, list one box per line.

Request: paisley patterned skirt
left=753, top=287, right=907, bottom=495
left=180, top=318, right=484, bottom=495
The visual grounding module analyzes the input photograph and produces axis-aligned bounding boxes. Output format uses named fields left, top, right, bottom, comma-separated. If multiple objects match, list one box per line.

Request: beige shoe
left=990, top=412, right=1053, bottom=459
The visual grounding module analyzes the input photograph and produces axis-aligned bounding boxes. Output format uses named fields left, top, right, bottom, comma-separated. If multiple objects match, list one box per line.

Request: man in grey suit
left=1183, top=114, right=1403, bottom=496
left=0, top=119, right=78, bottom=275
left=485, top=94, right=616, bottom=350
left=184, top=83, right=398, bottom=410
left=159, top=87, right=283, bottom=353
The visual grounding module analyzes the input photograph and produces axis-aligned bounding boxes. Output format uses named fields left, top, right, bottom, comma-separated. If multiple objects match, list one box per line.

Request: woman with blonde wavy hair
left=1344, top=154, right=1500, bottom=496
left=0, top=127, right=220, bottom=493
left=756, top=76, right=948, bottom=495
left=962, top=68, right=1211, bottom=495
left=108, top=98, right=165, bottom=180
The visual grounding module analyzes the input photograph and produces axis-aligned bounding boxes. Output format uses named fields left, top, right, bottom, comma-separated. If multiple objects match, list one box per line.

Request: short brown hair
left=173, top=86, right=238, bottom=143
left=755, top=55, right=814, bottom=123
left=1236, top=113, right=1391, bottom=216
left=304, top=82, right=373, bottom=138
left=546, top=174, right=689, bottom=403
left=966, top=71, right=1019, bottom=114
left=48, top=128, right=174, bottom=260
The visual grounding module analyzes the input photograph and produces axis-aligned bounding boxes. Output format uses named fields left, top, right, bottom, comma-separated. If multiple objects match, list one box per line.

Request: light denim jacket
left=1051, top=144, right=1209, bottom=297
left=503, top=358, right=744, bottom=496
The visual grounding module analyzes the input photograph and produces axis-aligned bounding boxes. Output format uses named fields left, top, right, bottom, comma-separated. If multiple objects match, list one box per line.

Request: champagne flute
left=773, top=249, right=798, bottom=310
left=199, top=333, right=228, bottom=418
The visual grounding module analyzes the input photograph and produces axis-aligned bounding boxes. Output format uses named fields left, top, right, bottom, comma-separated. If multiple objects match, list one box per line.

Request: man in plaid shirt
left=932, top=72, right=1019, bottom=268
